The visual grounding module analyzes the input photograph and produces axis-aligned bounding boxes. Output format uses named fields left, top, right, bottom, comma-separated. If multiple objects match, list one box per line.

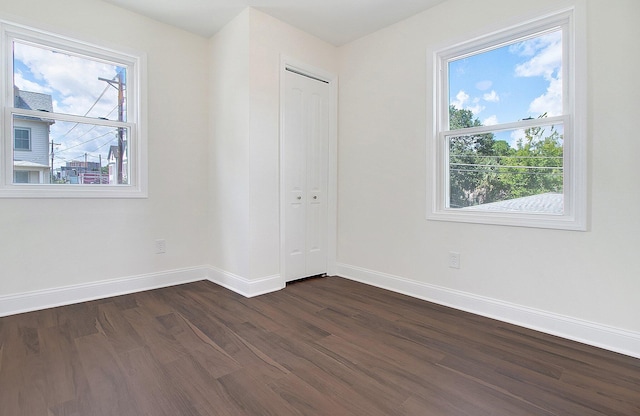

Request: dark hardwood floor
left=1, top=276, right=639, bottom=415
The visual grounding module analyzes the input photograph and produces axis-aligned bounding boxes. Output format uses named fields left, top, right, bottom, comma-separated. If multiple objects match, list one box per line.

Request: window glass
left=28, top=117, right=130, bottom=185
left=446, top=30, right=565, bottom=212
left=14, top=127, right=31, bottom=150
left=13, top=171, right=29, bottom=183
left=448, top=30, right=562, bottom=128
left=448, top=123, right=564, bottom=212
left=13, top=41, right=127, bottom=121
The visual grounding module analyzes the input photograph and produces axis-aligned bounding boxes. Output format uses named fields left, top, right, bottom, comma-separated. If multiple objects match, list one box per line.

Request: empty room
left=1, top=0, right=639, bottom=414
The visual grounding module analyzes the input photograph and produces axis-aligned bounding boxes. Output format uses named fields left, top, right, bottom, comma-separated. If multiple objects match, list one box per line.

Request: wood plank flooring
left=1, top=276, right=639, bottom=415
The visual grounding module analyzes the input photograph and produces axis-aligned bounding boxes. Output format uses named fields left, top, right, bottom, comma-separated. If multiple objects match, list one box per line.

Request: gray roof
left=14, top=88, right=53, bottom=112
left=462, top=192, right=564, bottom=214
left=108, top=145, right=120, bottom=160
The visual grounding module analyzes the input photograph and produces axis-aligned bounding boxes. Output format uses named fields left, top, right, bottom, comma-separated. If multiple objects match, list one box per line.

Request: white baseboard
left=335, top=263, right=640, bottom=359
left=0, top=266, right=209, bottom=317
left=4, top=261, right=636, bottom=360
left=0, top=265, right=285, bottom=317
left=206, top=266, right=284, bottom=297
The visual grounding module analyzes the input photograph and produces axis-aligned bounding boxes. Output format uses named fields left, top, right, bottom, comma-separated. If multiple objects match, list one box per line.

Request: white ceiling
left=101, top=0, right=446, bottom=46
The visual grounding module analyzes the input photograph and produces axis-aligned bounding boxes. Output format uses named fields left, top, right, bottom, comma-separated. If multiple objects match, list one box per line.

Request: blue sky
left=448, top=30, right=563, bottom=146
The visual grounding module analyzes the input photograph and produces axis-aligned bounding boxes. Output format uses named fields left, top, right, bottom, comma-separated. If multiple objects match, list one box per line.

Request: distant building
left=60, top=160, right=107, bottom=184
left=13, top=87, right=54, bottom=183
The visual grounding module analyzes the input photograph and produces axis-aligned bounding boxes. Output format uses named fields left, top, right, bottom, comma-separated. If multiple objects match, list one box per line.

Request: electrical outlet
left=448, top=251, right=460, bottom=269
left=155, top=239, right=166, bottom=254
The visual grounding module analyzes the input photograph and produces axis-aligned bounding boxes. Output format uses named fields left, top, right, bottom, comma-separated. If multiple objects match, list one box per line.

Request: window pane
left=13, top=41, right=127, bottom=121
left=14, top=171, right=29, bottom=183
left=12, top=115, right=130, bottom=185
left=14, top=128, right=31, bottom=150
left=448, top=29, right=562, bottom=129
left=448, top=124, right=563, bottom=214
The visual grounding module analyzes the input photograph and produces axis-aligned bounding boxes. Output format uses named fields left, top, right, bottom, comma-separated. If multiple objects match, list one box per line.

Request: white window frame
left=0, top=20, right=147, bottom=198
left=428, top=4, right=587, bottom=231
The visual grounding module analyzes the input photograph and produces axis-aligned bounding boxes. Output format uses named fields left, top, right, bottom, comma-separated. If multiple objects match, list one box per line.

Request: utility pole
left=50, top=140, right=60, bottom=183
left=98, top=72, right=125, bottom=184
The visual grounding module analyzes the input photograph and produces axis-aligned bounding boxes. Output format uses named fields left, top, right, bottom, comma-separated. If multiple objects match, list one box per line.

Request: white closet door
left=283, top=68, right=329, bottom=282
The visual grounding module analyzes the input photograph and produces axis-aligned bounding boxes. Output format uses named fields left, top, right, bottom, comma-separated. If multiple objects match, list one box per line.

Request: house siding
left=13, top=118, right=50, bottom=166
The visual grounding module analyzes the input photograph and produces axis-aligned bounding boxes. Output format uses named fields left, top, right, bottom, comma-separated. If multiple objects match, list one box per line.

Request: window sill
left=0, top=184, right=147, bottom=199
left=427, top=208, right=586, bottom=231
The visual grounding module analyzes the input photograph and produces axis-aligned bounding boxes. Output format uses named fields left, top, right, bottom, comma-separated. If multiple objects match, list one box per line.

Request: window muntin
left=14, top=127, right=30, bottom=150
left=1, top=21, right=146, bottom=197
left=430, top=6, right=586, bottom=230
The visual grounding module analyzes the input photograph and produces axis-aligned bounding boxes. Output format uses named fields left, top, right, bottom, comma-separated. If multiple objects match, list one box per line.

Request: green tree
left=448, top=106, right=497, bottom=207
left=448, top=107, right=563, bottom=207
left=500, top=121, right=563, bottom=200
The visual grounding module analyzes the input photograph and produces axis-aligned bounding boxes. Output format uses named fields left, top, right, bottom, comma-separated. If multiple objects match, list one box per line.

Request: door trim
left=279, top=56, right=338, bottom=285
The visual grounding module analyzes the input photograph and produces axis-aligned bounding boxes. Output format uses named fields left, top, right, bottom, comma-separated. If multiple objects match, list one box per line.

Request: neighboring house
left=13, top=87, right=54, bottom=184
left=462, top=193, right=564, bottom=214
left=108, top=143, right=128, bottom=185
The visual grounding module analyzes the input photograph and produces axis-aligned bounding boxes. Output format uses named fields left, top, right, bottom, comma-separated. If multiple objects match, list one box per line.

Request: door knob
left=297, top=196, right=302, bottom=200
left=313, top=196, right=318, bottom=200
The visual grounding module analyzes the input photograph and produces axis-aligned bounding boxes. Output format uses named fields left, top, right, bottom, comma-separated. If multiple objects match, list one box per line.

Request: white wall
left=208, top=8, right=337, bottom=286
left=209, top=9, right=252, bottom=279
left=337, top=0, right=640, bottom=349
left=0, top=0, right=210, bottom=296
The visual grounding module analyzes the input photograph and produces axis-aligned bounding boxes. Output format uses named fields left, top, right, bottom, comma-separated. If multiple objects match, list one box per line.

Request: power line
left=55, top=84, right=111, bottom=141
left=55, top=129, right=115, bottom=154
left=55, top=104, right=119, bottom=146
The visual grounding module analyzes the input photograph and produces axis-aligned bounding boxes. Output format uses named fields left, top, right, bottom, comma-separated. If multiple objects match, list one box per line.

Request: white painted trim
left=0, top=266, right=209, bottom=317
left=206, top=266, right=284, bottom=298
left=279, top=55, right=338, bottom=281
left=335, top=263, right=640, bottom=359
left=0, top=264, right=285, bottom=317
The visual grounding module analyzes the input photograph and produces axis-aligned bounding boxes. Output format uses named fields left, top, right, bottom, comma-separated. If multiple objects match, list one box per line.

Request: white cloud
left=467, top=103, right=485, bottom=115
left=514, top=38, right=562, bottom=80
left=509, top=129, right=526, bottom=148
left=14, top=42, right=121, bottom=120
left=528, top=74, right=562, bottom=117
left=483, top=115, right=499, bottom=126
left=451, top=90, right=485, bottom=115
left=14, top=72, right=52, bottom=94
left=513, top=31, right=563, bottom=118
left=451, top=90, right=469, bottom=108
left=483, top=90, right=500, bottom=103
left=510, top=32, right=561, bottom=58
left=475, top=80, right=492, bottom=91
